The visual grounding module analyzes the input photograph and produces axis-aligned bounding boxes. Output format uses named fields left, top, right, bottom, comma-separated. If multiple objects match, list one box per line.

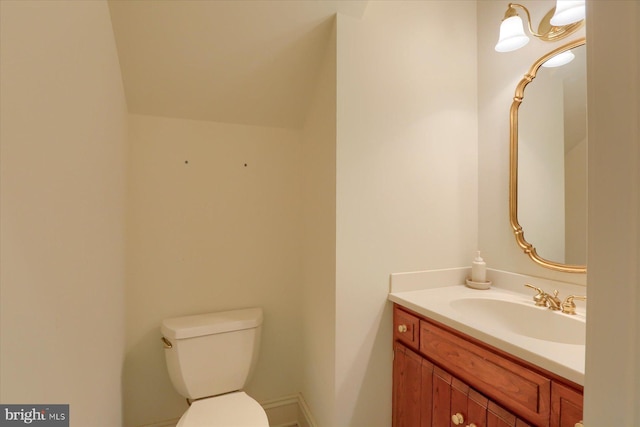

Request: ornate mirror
left=509, top=38, right=587, bottom=273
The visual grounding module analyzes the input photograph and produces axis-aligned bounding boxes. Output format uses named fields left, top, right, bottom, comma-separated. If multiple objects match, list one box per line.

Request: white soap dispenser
left=471, top=251, right=486, bottom=282
left=467, top=251, right=491, bottom=289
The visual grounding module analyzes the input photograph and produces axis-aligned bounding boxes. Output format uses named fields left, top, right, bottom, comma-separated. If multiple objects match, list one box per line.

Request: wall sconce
left=495, top=1, right=585, bottom=52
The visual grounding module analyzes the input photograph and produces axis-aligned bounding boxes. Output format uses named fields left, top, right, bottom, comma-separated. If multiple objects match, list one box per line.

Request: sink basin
left=450, top=297, right=585, bottom=345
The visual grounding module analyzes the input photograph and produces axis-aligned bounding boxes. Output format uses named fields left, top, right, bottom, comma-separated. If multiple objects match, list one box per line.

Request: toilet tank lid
left=161, top=308, right=263, bottom=340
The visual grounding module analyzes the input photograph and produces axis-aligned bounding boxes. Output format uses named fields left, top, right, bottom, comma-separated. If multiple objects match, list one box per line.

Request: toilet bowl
left=176, top=392, right=268, bottom=427
left=161, top=308, right=268, bottom=427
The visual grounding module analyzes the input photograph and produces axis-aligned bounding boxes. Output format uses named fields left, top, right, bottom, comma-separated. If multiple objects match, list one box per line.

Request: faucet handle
left=524, top=284, right=547, bottom=307
left=561, top=295, right=587, bottom=315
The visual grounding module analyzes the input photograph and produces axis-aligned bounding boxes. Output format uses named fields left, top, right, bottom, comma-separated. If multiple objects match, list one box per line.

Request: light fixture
left=495, top=12, right=530, bottom=52
left=540, top=49, right=575, bottom=67
left=550, top=0, right=586, bottom=26
left=495, top=1, right=585, bottom=53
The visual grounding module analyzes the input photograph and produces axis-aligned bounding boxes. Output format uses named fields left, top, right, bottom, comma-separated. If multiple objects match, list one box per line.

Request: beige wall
left=477, top=1, right=587, bottom=285
left=335, top=2, right=478, bottom=425
left=125, top=114, right=304, bottom=426
left=300, top=20, right=337, bottom=427
left=0, top=1, right=127, bottom=425
left=584, top=1, right=640, bottom=424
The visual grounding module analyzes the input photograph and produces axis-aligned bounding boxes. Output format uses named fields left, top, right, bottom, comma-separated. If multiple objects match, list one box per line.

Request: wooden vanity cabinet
left=393, top=341, right=531, bottom=427
left=392, top=304, right=583, bottom=427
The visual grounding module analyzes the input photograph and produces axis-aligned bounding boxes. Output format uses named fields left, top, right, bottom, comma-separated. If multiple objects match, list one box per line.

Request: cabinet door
left=451, top=377, right=470, bottom=427
left=551, top=382, right=583, bottom=427
left=432, top=367, right=489, bottom=427
left=421, top=358, right=434, bottom=427
left=391, top=360, right=541, bottom=427
left=467, top=389, right=488, bottom=427
left=487, top=401, right=532, bottom=427
left=432, top=366, right=452, bottom=426
left=393, top=342, right=422, bottom=427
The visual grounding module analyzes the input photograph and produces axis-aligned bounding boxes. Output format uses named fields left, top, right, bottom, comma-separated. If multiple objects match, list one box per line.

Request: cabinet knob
left=575, top=421, right=584, bottom=427
left=451, top=413, right=464, bottom=425
left=397, top=324, right=408, bottom=333
left=466, top=424, right=477, bottom=427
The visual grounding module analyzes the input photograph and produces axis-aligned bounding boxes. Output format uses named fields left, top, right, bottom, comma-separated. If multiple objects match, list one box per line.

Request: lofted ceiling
left=108, top=0, right=368, bottom=129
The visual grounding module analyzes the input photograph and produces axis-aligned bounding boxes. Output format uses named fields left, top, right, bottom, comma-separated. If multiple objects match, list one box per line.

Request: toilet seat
left=176, top=391, right=269, bottom=427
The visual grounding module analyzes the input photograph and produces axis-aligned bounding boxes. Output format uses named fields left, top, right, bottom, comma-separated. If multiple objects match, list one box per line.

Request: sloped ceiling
left=108, top=0, right=368, bottom=129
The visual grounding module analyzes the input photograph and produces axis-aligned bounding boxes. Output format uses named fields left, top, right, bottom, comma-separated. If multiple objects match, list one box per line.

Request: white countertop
left=388, top=269, right=586, bottom=386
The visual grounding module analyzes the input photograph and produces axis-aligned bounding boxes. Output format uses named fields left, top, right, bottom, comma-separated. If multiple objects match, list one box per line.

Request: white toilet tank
left=161, top=308, right=263, bottom=400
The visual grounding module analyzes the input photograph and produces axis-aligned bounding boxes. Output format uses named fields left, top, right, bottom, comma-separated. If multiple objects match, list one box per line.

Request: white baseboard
left=261, top=393, right=316, bottom=427
left=293, top=393, right=317, bottom=427
left=138, top=393, right=316, bottom=427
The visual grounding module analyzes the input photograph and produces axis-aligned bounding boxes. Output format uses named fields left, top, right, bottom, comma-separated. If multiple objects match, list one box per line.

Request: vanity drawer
left=419, top=319, right=551, bottom=426
left=393, top=306, right=420, bottom=351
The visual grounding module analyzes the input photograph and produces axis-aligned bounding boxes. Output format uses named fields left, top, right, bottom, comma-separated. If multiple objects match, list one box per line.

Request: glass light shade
left=550, top=0, right=585, bottom=26
left=541, top=50, right=575, bottom=67
left=495, top=16, right=530, bottom=52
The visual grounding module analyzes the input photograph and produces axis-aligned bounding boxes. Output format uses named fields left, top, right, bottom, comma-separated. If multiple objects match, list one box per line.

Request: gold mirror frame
left=509, top=37, right=587, bottom=274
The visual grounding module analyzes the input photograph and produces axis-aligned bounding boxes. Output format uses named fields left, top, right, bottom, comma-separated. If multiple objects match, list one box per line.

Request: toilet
left=160, top=307, right=269, bottom=427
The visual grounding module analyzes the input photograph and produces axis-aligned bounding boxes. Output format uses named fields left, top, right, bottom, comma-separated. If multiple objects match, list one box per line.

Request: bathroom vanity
left=389, top=269, right=585, bottom=427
